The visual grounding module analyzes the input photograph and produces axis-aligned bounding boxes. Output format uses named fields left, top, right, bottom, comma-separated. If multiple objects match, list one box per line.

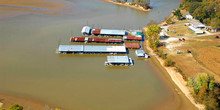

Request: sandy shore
left=101, top=0, right=152, bottom=12
left=0, top=0, right=72, bottom=19
left=0, top=93, right=54, bottom=110
left=142, top=31, right=205, bottom=110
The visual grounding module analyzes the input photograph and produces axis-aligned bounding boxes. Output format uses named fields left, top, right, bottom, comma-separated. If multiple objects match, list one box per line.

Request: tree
left=8, top=105, right=23, bottom=110
left=146, top=25, right=161, bottom=36
left=187, top=73, right=219, bottom=109
left=173, top=9, right=183, bottom=20
left=189, top=2, right=200, bottom=14
left=211, top=17, right=220, bottom=30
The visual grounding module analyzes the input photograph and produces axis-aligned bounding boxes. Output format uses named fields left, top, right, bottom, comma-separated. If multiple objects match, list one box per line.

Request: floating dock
left=124, top=43, right=140, bottom=49
left=135, top=50, right=149, bottom=58
left=105, top=56, right=134, bottom=66
left=70, top=37, right=122, bottom=44
left=81, top=26, right=128, bottom=36
left=123, top=35, right=142, bottom=41
left=58, top=45, right=127, bottom=54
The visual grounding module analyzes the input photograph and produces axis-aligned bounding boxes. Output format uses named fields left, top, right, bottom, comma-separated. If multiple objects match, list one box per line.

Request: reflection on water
left=0, top=0, right=181, bottom=110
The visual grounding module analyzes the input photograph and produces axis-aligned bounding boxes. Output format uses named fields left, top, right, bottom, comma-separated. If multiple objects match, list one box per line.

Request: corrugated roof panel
left=59, top=45, right=84, bottom=52
left=59, top=45, right=126, bottom=53
left=135, top=50, right=145, bottom=57
left=107, top=56, right=129, bottom=63
left=100, top=29, right=126, bottom=36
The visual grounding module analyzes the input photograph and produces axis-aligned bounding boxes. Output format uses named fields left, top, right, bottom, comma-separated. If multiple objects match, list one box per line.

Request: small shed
left=184, top=13, right=193, bottom=19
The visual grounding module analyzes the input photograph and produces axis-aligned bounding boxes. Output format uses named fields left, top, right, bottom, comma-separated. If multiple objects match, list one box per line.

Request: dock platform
left=58, top=45, right=127, bottom=54
left=70, top=37, right=122, bottom=44
left=105, top=56, right=134, bottom=66
left=135, top=50, right=149, bottom=58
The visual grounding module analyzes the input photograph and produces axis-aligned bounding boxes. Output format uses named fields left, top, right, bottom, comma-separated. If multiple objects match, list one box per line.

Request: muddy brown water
left=0, top=0, right=197, bottom=110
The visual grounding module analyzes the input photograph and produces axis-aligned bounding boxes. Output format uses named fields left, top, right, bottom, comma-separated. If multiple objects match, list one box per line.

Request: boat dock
left=123, top=35, right=142, bottom=41
left=124, top=43, right=141, bottom=49
left=70, top=37, right=122, bottom=44
left=135, top=50, right=149, bottom=58
left=105, top=56, right=133, bottom=66
left=81, top=26, right=128, bottom=37
left=58, top=45, right=127, bottom=54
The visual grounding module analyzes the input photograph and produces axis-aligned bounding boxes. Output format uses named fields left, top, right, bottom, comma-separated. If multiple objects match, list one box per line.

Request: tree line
left=188, top=74, right=220, bottom=110
left=115, top=0, right=150, bottom=9
left=182, top=0, right=220, bottom=30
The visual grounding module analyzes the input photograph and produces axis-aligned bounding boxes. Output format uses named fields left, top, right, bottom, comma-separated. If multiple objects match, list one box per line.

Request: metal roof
left=107, top=56, right=129, bottom=63
left=81, top=26, right=91, bottom=34
left=100, top=29, right=126, bottom=35
left=188, top=26, right=204, bottom=34
left=189, top=20, right=206, bottom=28
left=59, top=45, right=126, bottom=53
left=135, top=50, right=146, bottom=57
left=59, top=45, right=83, bottom=52
left=84, top=45, right=126, bottom=52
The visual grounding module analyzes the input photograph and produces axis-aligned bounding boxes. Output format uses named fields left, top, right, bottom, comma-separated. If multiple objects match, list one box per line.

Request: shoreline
left=142, top=29, right=205, bottom=109
left=101, top=0, right=152, bottom=12
left=0, top=92, right=52, bottom=110
left=0, top=0, right=72, bottom=19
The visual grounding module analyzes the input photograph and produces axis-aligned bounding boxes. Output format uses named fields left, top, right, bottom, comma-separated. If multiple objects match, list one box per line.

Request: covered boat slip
left=105, top=56, right=133, bottom=66
left=81, top=26, right=128, bottom=36
left=135, top=50, right=149, bottom=58
left=58, top=45, right=127, bottom=54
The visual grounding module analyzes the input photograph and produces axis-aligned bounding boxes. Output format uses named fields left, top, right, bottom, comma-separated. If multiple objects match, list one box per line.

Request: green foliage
left=184, top=0, right=220, bottom=30
left=157, top=50, right=167, bottom=59
left=189, top=2, right=200, bottom=14
left=211, top=17, right=220, bottom=30
left=165, top=17, right=175, bottom=24
left=179, top=4, right=183, bottom=8
left=146, top=25, right=161, bottom=36
left=187, top=73, right=220, bottom=109
left=5, top=105, right=23, bottom=110
left=135, top=0, right=150, bottom=9
left=146, top=25, right=161, bottom=52
left=173, top=9, right=183, bottom=20
left=164, top=57, right=175, bottom=67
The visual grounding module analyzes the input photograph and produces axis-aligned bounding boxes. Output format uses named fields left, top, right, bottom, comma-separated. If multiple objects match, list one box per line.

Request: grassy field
left=163, top=35, right=220, bottom=82
left=167, top=23, right=195, bottom=37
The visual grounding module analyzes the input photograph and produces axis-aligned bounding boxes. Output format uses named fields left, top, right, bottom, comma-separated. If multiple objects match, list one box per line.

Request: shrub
left=157, top=50, right=167, bottom=59
left=164, top=58, right=175, bottom=67
left=8, top=105, right=23, bottom=110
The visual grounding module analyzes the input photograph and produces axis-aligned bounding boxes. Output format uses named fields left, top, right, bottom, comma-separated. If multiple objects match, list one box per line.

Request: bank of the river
left=101, top=0, right=152, bottom=12
left=0, top=0, right=199, bottom=109
left=0, top=0, right=72, bottom=19
left=142, top=27, right=205, bottom=110
left=0, top=93, right=56, bottom=110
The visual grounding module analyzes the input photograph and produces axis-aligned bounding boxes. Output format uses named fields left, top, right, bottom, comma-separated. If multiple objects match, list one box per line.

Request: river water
left=0, top=0, right=197, bottom=110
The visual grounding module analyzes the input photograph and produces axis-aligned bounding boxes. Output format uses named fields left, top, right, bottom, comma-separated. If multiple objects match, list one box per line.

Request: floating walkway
left=70, top=37, right=122, bottom=44
left=105, top=56, right=133, bottom=66
left=58, top=45, right=127, bottom=54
